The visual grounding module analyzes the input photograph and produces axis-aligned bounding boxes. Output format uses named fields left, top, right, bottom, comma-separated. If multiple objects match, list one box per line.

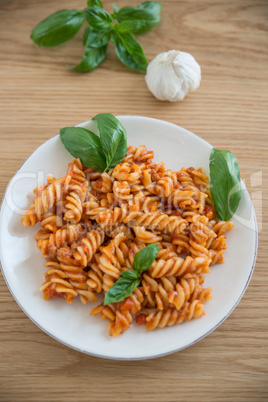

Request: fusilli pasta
left=22, top=144, right=233, bottom=337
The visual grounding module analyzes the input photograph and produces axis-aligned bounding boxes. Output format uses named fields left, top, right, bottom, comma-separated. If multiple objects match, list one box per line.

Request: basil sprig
left=209, top=148, right=241, bottom=221
left=30, top=1, right=162, bottom=73
left=104, top=244, right=159, bottom=305
left=60, top=113, right=127, bottom=172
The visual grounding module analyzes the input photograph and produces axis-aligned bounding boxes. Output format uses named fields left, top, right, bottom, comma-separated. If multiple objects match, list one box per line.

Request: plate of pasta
left=0, top=116, right=257, bottom=360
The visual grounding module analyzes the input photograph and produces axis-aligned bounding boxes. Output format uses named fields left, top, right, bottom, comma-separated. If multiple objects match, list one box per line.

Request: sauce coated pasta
left=22, top=145, right=233, bottom=337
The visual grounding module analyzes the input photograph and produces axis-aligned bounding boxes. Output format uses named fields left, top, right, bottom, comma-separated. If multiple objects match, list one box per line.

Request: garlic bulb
left=145, top=50, right=201, bottom=102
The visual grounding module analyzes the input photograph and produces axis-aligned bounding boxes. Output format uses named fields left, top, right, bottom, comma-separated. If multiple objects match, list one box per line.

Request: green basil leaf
left=83, top=25, right=91, bottom=45
left=121, top=270, right=140, bottom=280
left=84, top=6, right=113, bottom=30
left=60, top=126, right=106, bottom=171
left=111, top=29, right=148, bottom=72
left=133, top=244, right=159, bottom=275
left=71, top=44, right=108, bottom=72
left=115, top=20, right=146, bottom=34
left=30, top=9, right=85, bottom=47
left=209, top=148, right=241, bottom=221
left=92, top=113, right=127, bottom=170
left=115, top=1, right=162, bottom=34
left=113, top=4, right=119, bottom=14
left=104, top=277, right=140, bottom=305
left=87, top=0, right=103, bottom=7
left=84, top=26, right=111, bottom=48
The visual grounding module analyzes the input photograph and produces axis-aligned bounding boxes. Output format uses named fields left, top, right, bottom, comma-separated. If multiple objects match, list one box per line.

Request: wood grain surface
left=0, top=0, right=268, bottom=401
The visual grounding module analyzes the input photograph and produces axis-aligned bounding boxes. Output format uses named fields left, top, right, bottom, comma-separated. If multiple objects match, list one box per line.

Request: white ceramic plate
left=0, top=116, right=257, bottom=360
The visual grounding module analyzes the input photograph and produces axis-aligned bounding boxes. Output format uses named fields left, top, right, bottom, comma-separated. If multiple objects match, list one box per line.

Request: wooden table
left=1, top=1, right=267, bottom=400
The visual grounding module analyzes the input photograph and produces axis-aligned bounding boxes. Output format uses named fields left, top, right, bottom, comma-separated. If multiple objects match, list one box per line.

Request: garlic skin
left=145, top=50, right=201, bottom=102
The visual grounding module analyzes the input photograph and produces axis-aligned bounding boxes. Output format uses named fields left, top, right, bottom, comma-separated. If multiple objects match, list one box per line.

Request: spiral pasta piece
left=113, top=181, right=133, bottom=200
left=64, top=165, right=88, bottom=223
left=210, top=220, right=234, bottom=236
left=156, top=244, right=178, bottom=260
left=39, top=213, right=63, bottom=233
left=36, top=224, right=87, bottom=259
left=168, top=185, right=207, bottom=213
left=86, top=260, right=103, bottom=293
left=133, top=226, right=162, bottom=244
left=129, top=192, right=160, bottom=213
left=145, top=301, right=205, bottom=331
left=40, top=259, right=83, bottom=304
left=91, top=287, right=145, bottom=337
left=56, top=248, right=98, bottom=304
left=97, top=233, right=127, bottom=282
left=122, top=145, right=154, bottom=163
left=112, top=162, right=142, bottom=182
left=149, top=256, right=211, bottom=278
left=97, top=207, right=188, bottom=236
left=22, top=178, right=65, bottom=226
left=172, top=233, right=190, bottom=254
left=90, top=303, right=116, bottom=322
left=108, top=287, right=144, bottom=337
left=125, top=211, right=188, bottom=235
left=73, top=229, right=105, bottom=267
left=91, top=172, right=113, bottom=193
left=168, top=274, right=210, bottom=311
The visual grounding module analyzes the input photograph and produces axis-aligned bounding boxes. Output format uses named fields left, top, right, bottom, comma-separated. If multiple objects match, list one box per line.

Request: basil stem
left=209, top=148, right=241, bottom=221
left=30, top=9, right=86, bottom=47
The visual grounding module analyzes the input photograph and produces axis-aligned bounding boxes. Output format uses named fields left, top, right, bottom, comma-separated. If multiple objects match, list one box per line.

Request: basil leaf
left=92, top=113, right=127, bottom=170
left=103, top=244, right=159, bottom=305
left=60, top=127, right=106, bottom=171
left=104, top=277, right=140, bottom=305
left=84, top=26, right=111, bottom=48
left=209, top=148, right=241, bottom=221
left=115, top=1, right=162, bottom=34
left=84, top=7, right=113, bottom=30
left=83, top=25, right=91, bottom=45
left=71, top=44, right=108, bottom=72
left=113, top=4, right=119, bottom=14
left=87, top=0, right=103, bottom=7
left=115, top=20, right=146, bottom=34
left=111, top=29, right=148, bottom=72
left=133, top=243, right=159, bottom=275
left=121, top=270, right=139, bottom=280
left=30, top=10, right=85, bottom=47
